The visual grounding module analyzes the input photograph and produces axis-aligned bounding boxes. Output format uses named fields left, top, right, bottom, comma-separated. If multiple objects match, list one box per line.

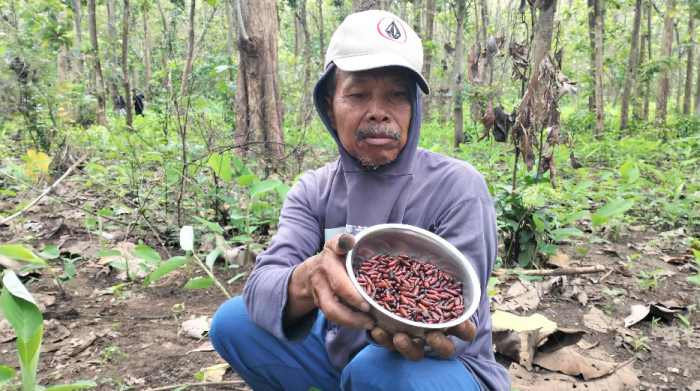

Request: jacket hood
left=312, top=63, right=423, bottom=176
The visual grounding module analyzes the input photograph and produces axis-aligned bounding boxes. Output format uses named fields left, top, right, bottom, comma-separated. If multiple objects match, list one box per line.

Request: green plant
left=634, top=269, right=665, bottom=292
left=600, top=288, right=622, bottom=315
left=686, top=239, right=700, bottom=287
left=625, top=254, right=641, bottom=269
left=99, top=346, right=130, bottom=390
left=629, top=335, right=649, bottom=352
left=0, top=270, right=97, bottom=391
left=650, top=316, right=661, bottom=333
left=578, top=199, right=635, bottom=259
left=676, top=314, right=692, bottom=336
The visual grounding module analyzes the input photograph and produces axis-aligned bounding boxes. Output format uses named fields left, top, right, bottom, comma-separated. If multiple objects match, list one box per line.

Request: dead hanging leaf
left=476, top=49, right=487, bottom=84
left=201, top=363, right=229, bottom=382
left=181, top=316, right=211, bottom=339
left=485, top=35, right=498, bottom=66
left=570, top=151, right=583, bottom=169
left=443, top=42, right=455, bottom=55
left=509, top=361, right=639, bottom=391
left=518, top=0, right=528, bottom=13
left=467, top=46, right=477, bottom=84
left=478, top=101, right=496, bottom=142
left=547, top=249, right=571, bottom=269
left=492, top=104, right=513, bottom=143
left=624, top=304, right=679, bottom=328
left=584, top=307, right=617, bottom=333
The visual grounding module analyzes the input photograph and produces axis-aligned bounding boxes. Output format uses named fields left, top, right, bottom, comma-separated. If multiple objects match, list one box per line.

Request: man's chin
left=357, top=154, right=398, bottom=169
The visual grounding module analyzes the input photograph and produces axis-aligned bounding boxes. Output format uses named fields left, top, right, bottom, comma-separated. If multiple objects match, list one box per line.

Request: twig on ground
left=144, top=380, right=246, bottom=391
left=492, top=265, right=606, bottom=277
left=1, top=153, right=88, bottom=225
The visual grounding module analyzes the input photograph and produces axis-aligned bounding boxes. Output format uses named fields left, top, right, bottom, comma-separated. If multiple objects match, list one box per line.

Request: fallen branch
left=492, top=265, right=606, bottom=277
left=0, top=153, right=88, bottom=225
left=144, top=380, right=246, bottom=391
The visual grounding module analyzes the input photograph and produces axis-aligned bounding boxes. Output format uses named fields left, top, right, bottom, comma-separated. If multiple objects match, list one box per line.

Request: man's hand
left=371, top=320, right=477, bottom=362
left=284, top=234, right=374, bottom=330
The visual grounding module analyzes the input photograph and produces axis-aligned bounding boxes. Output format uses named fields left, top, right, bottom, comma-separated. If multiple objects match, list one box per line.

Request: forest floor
left=1, top=174, right=699, bottom=391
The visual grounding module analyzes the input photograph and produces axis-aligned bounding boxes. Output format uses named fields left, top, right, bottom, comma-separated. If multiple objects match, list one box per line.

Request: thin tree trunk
left=319, top=0, right=325, bottom=66
left=156, top=0, right=170, bottom=89
left=481, top=0, right=489, bottom=42
left=352, top=0, right=382, bottom=12
left=421, top=0, right=436, bottom=122
left=696, top=49, right=700, bottom=114
left=122, top=0, right=132, bottom=127
left=683, top=14, right=695, bottom=115
left=588, top=0, right=596, bottom=112
left=644, top=0, right=651, bottom=119
left=451, top=0, right=467, bottom=148
left=297, top=0, right=312, bottom=126
left=594, top=0, right=604, bottom=139
left=675, top=25, right=683, bottom=112
left=143, top=6, right=152, bottom=101
left=224, top=0, right=236, bottom=64
left=655, top=0, right=675, bottom=124
left=71, top=0, right=84, bottom=75
left=619, top=0, right=642, bottom=131
left=179, top=0, right=196, bottom=100
left=236, top=0, right=285, bottom=158
left=88, top=0, right=107, bottom=126
left=57, top=11, right=69, bottom=86
left=633, top=1, right=647, bottom=120
left=107, top=0, right=119, bottom=107
left=413, top=0, right=422, bottom=38
left=295, top=17, right=302, bottom=59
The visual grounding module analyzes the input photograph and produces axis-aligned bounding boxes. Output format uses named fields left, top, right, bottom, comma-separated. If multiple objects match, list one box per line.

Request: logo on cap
left=377, top=17, right=407, bottom=44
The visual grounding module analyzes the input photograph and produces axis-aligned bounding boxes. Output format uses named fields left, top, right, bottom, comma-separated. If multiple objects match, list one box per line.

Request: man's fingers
left=330, top=270, right=371, bottom=312
left=393, top=333, right=425, bottom=362
left=325, top=233, right=356, bottom=255
left=446, top=319, right=477, bottom=342
left=316, top=288, right=373, bottom=330
left=426, top=331, right=455, bottom=358
left=371, top=327, right=396, bottom=351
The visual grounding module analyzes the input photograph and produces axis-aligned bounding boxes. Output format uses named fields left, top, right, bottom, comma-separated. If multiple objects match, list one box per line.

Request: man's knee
left=210, top=296, right=253, bottom=355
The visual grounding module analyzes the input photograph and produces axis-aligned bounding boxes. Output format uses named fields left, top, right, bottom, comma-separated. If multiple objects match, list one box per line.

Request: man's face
left=323, top=67, right=412, bottom=169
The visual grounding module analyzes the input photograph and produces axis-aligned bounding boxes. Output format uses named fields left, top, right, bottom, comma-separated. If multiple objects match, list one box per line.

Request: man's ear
left=323, top=96, right=336, bottom=130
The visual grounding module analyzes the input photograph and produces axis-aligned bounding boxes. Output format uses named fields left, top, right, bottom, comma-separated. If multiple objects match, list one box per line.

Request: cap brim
left=333, top=52, right=431, bottom=95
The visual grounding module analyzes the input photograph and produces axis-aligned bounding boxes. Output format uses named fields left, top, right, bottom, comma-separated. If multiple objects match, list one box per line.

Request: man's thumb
left=327, top=233, right=356, bottom=255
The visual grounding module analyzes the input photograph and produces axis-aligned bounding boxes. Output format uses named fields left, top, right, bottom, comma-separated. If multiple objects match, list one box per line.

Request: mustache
left=354, top=125, right=401, bottom=141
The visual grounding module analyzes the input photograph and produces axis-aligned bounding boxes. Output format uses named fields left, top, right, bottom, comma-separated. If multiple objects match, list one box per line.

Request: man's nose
left=366, top=97, right=391, bottom=123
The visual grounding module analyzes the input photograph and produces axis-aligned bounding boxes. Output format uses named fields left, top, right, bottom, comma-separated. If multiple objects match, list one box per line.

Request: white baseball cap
left=325, top=10, right=430, bottom=95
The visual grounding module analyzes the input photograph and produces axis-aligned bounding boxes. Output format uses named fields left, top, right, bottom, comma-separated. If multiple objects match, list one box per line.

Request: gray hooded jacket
left=243, top=64, right=511, bottom=390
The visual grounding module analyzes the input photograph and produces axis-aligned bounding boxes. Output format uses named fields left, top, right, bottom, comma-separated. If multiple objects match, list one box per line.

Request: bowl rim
left=345, top=223, right=482, bottom=331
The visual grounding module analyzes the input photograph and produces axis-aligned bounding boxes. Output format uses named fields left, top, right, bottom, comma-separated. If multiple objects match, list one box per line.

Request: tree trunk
left=224, top=0, right=236, bottom=64
left=587, top=0, right=596, bottom=112
left=318, top=0, right=325, bottom=66
left=675, top=25, right=682, bottom=112
left=71, top=0, right=84, bottom=75
left=352, top=0, right=382, bottom=12
left=143, top=6, right=152, bottom=101
left=235, top=0, right=285, bottom=158
left=295, top=17, right=302, bottom=59
left=644, top=0, right=651, bottom=119
left=179, top=0, right=196, bottom=100
left=296, top=0, right=312, bottom=126
left=122, top=0, right=133, bottom=127
left=156, top=0, right=170, bottom=89
left=421, top=0, right=436, bottom=122
left=696, top=49, right=700, bottom=114
left=633, top=1, right=647, bottom=120
left=619, top=0, right=642, bottom=131
left=88, top=0, right=107, bottom=126
left=594, top=0, right=604, bottom=139
left=451, top=0, right=467, bottom=148
left=655, top=0, right=675, bottom=124
left=481, top=0, right=489, bottom=42
left=683, top=14, right=694, bottom=115
left=57, top=11, right=69, bottom=86
left=107, top=0, right=119, bottom=107
left=413, top=0, right=421, bottom=38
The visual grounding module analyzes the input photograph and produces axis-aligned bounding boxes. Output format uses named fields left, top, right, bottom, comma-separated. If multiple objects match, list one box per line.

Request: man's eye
left=391, top=92, right=407, bottom=98
left=352, top=93, right=366, bottom=98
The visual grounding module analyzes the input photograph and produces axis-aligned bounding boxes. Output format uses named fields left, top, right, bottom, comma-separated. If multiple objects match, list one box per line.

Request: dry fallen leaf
left=624, top=304, right=678, bottom=328
left=494, top=279, right=540, bottom=312
left=509, top=360, right=639, bottom=391
left=583, top=307, right=616, bottom=333
left=548, top=249, right=571, bottom=269
left=533, top=347, right=616, bottom=380
left=201, top=363, right=229, bottom=382
left=181, top=316, right=211, bottom=339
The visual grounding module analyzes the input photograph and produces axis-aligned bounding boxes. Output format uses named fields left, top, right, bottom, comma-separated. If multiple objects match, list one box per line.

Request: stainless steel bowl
left=346, top=224, right=481, bottom=338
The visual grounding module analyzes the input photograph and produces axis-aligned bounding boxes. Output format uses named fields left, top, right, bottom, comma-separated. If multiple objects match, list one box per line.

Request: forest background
left=1, top=0, right=700, bottom=389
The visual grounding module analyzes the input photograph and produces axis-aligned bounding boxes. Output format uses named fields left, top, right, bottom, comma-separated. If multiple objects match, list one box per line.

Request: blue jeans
left=210, top=297, right=480, bottom=391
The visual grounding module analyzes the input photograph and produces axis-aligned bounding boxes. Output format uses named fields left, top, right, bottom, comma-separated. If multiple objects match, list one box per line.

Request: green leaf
left=38, top=245, right=60, bottom=260
left=236, top=174, right=259, bottom=186
left=571, top=181, right=594, bottom=193
left=148, top=256, right=189, bottom=282
left=229, top=235, right=254, bottom=243
left=84, top=162, right=106, bottom=173
left=193, top=216, right=223, bottom=235
left=515, top=271, right=543, bottom=282
left=133, top=245, right=161, bottom=264
left=276, top=184, right=292, bottom=201
left=596, top=199, right=634, bottom=218
left=532, top=215, right=544, bottom=233
left=92, top=250, right=121, bottom=258
left=0, top=189, right=17, bottom=196
left=194, top=373, right=205, bottom=381
left=249, top=180, right=282, bottom=198
left=590, top=213, right=610, bottom=227
left=184, top=277, right=214, bottom=290
left=205, top=0, right=216, bottom=6
left=180, top=226, right=194, bottom=251
left=227, top=272, right=247, bottom=284
left=44, top=380, right=98, bottom=390
left=0, top=365, right=16, bottom=388
left=173, top=386, right=188, bottom=391
left=213, top=64, right=229, bottom=74
left=110, top=262, right=126, bottom=270
left=540, top=244, right=558, bottom=254
left=560, top=210, right=588, bottom=225
left=550, top=228, right=585, bottom=237
left=17, top=325, right=42, bottom=391
left=206, top=248, right=224, bottom=270
left=0, top=245, right=44, bottom=264
left=208, top=153, right=232, bottom=183
left=0, top=272, right=43, bottom=342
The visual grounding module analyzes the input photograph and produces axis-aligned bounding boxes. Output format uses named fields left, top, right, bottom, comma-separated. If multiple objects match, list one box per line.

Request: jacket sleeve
left=242, top=174, right=323, bottom=343
left=423, top=193, right=498, bottom=360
